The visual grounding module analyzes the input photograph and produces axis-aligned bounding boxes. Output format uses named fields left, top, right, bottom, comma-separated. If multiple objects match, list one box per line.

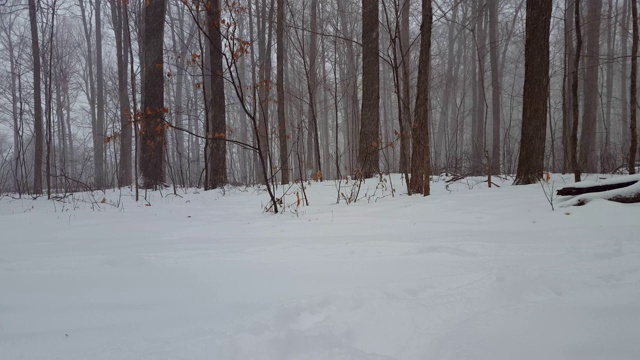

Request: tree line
left=0, top=0, right=637, bottom=206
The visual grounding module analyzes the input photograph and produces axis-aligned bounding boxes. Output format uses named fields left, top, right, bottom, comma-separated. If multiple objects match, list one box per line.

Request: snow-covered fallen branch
left=556, top=174, right=640, bottom=207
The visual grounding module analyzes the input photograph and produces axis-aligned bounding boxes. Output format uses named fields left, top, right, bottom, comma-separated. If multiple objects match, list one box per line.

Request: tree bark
left=95, top=0, right=106, bottom=188
left=514, top=0, right=552, bottom=185
left=562, top=0, right=575, bottom=173
left=409, top=0, right=432, bottom=196
left=572, top=0, right=583, bottom=182
left=306, top=0, right=322, bottom=178
left=140, top=0, right=167, bottom=188
left=399, top=0, right=411, bottom=174
left=205, top=0, right=227, bottom=189
left=277, top=0, right=289, bottom=184
left=28, top=0, right=44, bottom=194
left=579, top=0, right=602, bottom=173
left=630, top=0, right=638, bottom=174
left=435, top=2, right=457, bottom=171
left=621, top=0, right=630, bottom=158
left=489, top=0, right=501, bottom=175
left=602, top=0, right=617, bottom=171
left=110, top=0, right=132, bottom=186
left=358, top=0, right=380, bottom=177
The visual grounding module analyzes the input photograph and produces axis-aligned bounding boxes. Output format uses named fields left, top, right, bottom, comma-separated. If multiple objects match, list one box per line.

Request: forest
left=2, top=1, right=640, bottom=358
left=0, top=0, right=637, bottom=203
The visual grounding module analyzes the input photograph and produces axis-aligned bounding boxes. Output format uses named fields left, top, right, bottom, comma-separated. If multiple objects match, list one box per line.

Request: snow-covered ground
left=1, top=174, right=639, bottom=360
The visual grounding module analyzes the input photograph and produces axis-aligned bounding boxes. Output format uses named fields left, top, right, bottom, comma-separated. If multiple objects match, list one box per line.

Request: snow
left=556, top=174, right=640, bottom=207
left=1, top=174, right=639, bottom=359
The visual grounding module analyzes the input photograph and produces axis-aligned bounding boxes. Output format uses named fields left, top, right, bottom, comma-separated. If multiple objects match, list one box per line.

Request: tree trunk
left=110, top=0, right=132, bottom=186
left=514, top=0, right=552, bottom=185
left=337, top=0, right=360, bottom=172
left=572, top=0, right=583, bottom=182
left=435, top=3, right=457, bottom=171
left=579, top=0, right=602, bottom=173
left=28, top=0, right=44, bottom=194
left=471, top=0, right=487, bottom=175
left=205, top=0, right=227, bottom=189
left=489, top=0, right=501, bottom=175
left=358, top=0, right=380, bottom=177
left=140, top=0, right=167, bottom=188
left=306, top=0, right=322, bottom=179
left=562, top=0, right=575, bottom=173
left=95, top=0, right=106, bottom=188
left=602, top=0, right=617, bottom=171
left=277, top=0, right=289, bottom=184
left=630, top=0, right=638, bottom=174
left=621, top=0, right=630, bottom=159
left=409, top=0, right=432, bottom=196
left=399, top=0, right=411, bottom=174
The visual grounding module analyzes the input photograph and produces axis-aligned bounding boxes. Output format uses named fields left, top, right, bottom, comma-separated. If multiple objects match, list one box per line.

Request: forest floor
left=1, top=174, right=639, bottom=359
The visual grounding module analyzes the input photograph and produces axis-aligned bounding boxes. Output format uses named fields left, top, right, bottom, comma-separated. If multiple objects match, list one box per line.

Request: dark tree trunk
left=399, top=0, right=411, bottom=174
left=434, top=3, right=456, bottom=171
left=489, top=0, right=501, bottom=175
left=630, top=0, right=638, bottom=174
left=110, top=0, right=132, bottom=186
left=337, top=0, right=360, bottom=172
left=579, top=0, right=602, bottom=173
left=306, top=0, right=322, bottom=178
left=140, top=0, right=167, bottom=188
left=572, top=0, right=583, bottom=182
left=562, top=0, right=575, bottom=173
left=276, top=0, right=289, bottom=184
left=205, top=0, right=227, bottom=189
left=409, top=0, right=432, bottom=196
left=621, top=0, right=630, bottom=158
left=28, top=0, right=43, bottom=194
left=514, top=0, right=552, bottom=185
left=358, top=0, right=380, bottom=177
left=95, top=0, right=106, bottom=188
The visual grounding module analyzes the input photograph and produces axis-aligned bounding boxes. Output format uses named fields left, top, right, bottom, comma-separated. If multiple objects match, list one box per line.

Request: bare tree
left=488, top=0, right=501, bottom=175
left=205, top=0, right=227, bottom=189
left=579, top=0, right=602, bottom=173
left=28, top=0, right=43, bottom=194
left=514, top=0, right=552, bottom=185
left=409, top=0, right=432, bottom=196
left=358, top=0, right=380, bottom=178
left=140, top=0, right=167, bottom=188
left=571, top=0, right=583, bottom=182
left=276, top=0, right=289, bottom=184
left=95, top=0, right=106, bottom=188
left=562, top=0, right=575, bottom=173
left=109, top=0, right=132, bottom=186
left=630, top=0, right=638, bottom=174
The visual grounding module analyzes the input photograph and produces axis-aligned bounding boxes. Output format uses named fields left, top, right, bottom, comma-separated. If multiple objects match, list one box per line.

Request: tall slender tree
left=276, top=0, right=289, bottom=184
left=579, top=0, right=602, bottom=173
left=514, top=0, right=552, bottom=185
left=358, top=0, right=380, bottom=177
left=571, top=0, right=583, bottom=182
left=488, top=0, right=501, bottom=175
left=140, top=0, right=167, bottom=188
left=409, top=0, right=432, bottom=195
left=562, top=0, right=575, bottom=173
left=28, top=0, right=43, bottom=194
left=95, top=0, right=106, bottom=188
left=110, top=0, right=132, bottom=186
left=630, top=0, right=638, bottom=174
left=205, top=0, right=227, bottom=189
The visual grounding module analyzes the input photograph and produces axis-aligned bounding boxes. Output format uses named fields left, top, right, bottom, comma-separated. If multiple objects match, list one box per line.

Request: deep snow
left=1, top=174, right=639, bottom=359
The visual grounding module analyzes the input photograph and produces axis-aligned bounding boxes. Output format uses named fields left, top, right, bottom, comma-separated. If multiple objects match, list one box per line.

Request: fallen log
left=556, top=180, right=638, bottom=196
left=556, top=175, right=640, bottom=207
